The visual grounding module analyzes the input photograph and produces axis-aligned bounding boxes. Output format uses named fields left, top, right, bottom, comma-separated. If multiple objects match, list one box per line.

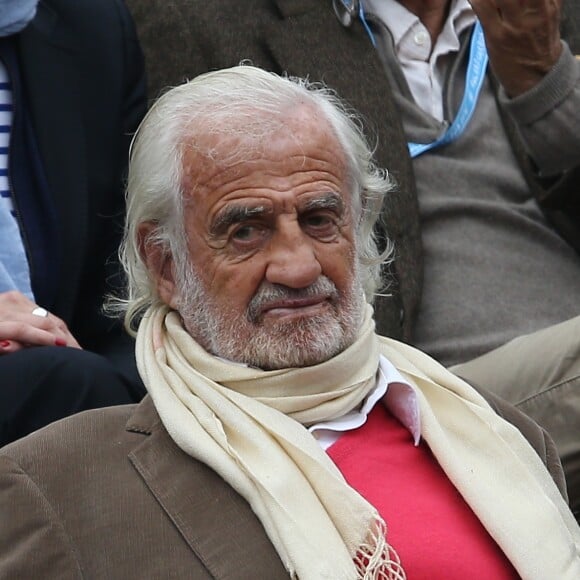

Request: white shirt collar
left=365, top=0, right=475, bottom=48
left=364, top=0, right=476, bottom=120
left=309, top=354, right=421, bottom=449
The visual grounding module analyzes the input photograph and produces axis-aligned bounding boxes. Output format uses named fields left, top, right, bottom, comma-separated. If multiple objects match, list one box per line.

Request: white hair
left=111, top=65, right=394, bottom=334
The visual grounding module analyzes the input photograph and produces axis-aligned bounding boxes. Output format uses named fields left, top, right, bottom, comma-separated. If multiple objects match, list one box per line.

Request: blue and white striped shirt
left=0, top=59, right=12, bottom=213
left=0, top=57, right=34, bottom=299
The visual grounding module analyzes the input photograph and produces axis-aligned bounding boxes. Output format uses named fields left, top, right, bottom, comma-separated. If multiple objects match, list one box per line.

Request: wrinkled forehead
left=175, top=104, right=353, bottom=226
left=179, top=102, right=345, bottom=179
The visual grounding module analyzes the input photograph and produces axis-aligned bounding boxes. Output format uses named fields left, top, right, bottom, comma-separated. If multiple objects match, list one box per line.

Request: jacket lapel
left=126, top=397, right=288, bottom=579
left=17, top=1, right=88, bottom=318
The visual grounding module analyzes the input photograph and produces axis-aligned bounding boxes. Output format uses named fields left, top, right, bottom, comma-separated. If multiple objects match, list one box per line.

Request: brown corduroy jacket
left=0, top=389, right=566, bottom=579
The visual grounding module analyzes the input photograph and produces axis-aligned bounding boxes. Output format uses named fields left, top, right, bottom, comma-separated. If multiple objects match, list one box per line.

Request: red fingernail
left=55, top=338, right=67, bottom=347
left=0, top=340, right=10, bottom=348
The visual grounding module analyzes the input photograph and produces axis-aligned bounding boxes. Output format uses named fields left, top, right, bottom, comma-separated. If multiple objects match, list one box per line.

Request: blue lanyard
left=340, top=2, right=489, bottom=158
left=357, top=1, right=376, bottom=47
left=407, top=21, right=488, bottom=158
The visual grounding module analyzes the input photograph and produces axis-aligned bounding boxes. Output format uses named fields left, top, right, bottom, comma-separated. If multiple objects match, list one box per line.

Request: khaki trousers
left=452, top=316, right=580, bottom=521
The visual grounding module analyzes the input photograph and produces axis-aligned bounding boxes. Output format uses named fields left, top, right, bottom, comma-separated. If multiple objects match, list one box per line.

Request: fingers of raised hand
left=470, top=0, right=562, bottom=25
left=470, top=0, right=562, bottom=55
left=469, top=0, right=563, bottom=96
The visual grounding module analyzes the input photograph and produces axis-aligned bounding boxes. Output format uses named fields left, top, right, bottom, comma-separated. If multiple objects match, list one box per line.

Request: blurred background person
left=0, top=0, right=147, bottom=445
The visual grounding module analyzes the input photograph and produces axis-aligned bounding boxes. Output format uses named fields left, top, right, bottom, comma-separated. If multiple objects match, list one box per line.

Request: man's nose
left=264, top=223, right=322, bottom=289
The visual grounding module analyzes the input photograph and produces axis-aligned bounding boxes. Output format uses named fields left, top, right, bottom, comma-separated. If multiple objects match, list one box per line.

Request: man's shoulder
left=0, top=401, right=158, bottom=523
left=127, top=0, right=274, bottom=35
left=0, top=403, right=142, bottom=467
left=0, top=397, right=288, bottom=578
left=126, top=0, right=280, bottom=99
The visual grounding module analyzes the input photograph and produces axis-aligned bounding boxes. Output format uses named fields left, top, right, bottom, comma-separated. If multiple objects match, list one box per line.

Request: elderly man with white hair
left=0, top=65, right=578, bottom=579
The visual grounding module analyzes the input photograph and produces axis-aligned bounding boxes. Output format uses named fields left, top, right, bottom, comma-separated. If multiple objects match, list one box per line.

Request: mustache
left=247, top=276, right=339, bottom=322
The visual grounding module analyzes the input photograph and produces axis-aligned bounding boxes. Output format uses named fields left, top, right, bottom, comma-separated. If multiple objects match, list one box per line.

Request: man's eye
left=302, top=213, right=339, bottom=238
left=231, top=224, right=268, bottom=244
left=306, top=215, right=332, bottom=227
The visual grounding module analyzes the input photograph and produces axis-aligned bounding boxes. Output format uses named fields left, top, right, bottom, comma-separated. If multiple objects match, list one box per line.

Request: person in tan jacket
left=126, top=0, right=580, bottom=521
left=0, top=66, right=578, bottom=579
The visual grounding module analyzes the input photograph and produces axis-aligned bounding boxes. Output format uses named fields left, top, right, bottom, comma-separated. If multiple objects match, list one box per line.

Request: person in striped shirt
left=0, top=0, right=147, bottom=445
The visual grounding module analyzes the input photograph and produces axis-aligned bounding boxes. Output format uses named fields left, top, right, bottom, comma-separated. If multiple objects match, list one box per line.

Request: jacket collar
left=125, top=396, right=289, bottom=578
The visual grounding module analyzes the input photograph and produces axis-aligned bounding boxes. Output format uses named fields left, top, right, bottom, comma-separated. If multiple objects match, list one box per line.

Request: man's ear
left=138, top=222, right=179, bottom=308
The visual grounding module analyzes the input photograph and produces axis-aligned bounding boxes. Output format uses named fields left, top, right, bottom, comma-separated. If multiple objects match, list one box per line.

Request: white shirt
left=365, top=0, right=476, bottom=120
left=309, top=355, right=421, bottom=449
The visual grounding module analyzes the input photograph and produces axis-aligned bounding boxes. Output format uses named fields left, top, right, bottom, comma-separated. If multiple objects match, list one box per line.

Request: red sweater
left=327, top=402, right=519, bottom=579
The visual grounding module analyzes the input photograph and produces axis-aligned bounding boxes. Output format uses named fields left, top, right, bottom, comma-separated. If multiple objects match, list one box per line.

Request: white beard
left=176, top=264, right=365, bottom=370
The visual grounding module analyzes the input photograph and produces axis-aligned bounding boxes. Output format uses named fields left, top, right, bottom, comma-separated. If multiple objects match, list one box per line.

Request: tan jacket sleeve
left=0, top=455, right=82, bottom=579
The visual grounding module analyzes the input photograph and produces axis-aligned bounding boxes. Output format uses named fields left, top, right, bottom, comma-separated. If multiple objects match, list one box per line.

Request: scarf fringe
left=354, top=516, right=406, bottom=580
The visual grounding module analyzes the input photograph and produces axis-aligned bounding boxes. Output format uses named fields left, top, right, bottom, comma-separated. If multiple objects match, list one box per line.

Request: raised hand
left=470, top=0, right=563, bottom=97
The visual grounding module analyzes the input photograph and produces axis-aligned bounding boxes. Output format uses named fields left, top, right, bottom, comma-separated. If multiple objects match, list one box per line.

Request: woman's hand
left=0, top=291, right=82, bottom=354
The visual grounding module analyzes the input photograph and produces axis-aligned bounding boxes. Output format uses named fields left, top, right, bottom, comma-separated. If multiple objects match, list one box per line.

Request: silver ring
left=31, top=306, right=49, bottom=318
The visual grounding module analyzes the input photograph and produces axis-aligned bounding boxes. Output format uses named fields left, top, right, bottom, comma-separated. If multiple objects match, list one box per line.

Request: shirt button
left=414, top=30, right=429, bottom=46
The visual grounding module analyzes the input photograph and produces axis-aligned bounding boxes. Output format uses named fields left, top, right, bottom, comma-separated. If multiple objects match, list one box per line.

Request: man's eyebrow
left=210, top=204, right=269, bottom=236
left=301, top=192, right=344, bottom=213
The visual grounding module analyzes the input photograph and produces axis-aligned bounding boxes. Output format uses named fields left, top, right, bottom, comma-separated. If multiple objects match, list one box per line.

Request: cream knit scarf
left=136, top=303, right=580, bottom=579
